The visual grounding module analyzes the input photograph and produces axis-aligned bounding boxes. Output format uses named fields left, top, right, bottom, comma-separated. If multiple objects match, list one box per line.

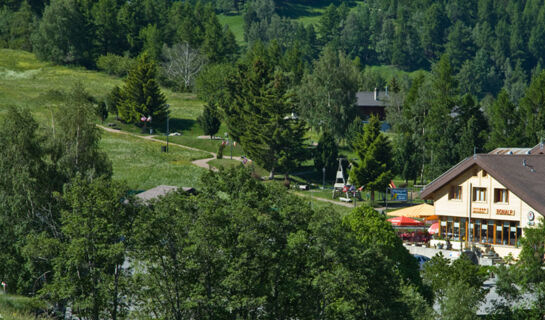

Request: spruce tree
left=118, top=53, right=169, bottom=124
left=226, top=46, right=308, bottom=179
left=520, top=70, right=545, bottom=145
left=425, top=55, right=459, bottom=179
left=350, top=115, right=393, bottom=202
left=486, top=89, right=523, bottom=149
left=198, top=104, right=221, bottom=139
left=314, top=130, right=338, bottom=178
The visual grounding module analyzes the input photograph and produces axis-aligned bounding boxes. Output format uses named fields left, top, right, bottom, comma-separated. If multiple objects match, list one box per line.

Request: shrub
left=217, top=142, right=225, bottom=159
left=96, top=53, right=135, bottom=77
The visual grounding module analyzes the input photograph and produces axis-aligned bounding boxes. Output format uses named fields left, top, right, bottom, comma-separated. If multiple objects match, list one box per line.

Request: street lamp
left=165, top=110, right=170, bottom=152
left=322, top=167, right=326, bottom=189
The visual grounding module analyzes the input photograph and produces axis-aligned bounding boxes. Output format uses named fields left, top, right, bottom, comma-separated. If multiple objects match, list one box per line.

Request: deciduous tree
left=44, top=177, right=136, bottom=320
left=297, top=46, right=359, bottom=140
left=162, top=42, right=207, bottom=91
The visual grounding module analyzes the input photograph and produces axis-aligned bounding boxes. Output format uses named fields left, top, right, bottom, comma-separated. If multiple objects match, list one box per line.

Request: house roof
left=136, top=185, right=196, bottom=202
left=420, top=154, right=545, bottom=215
left=530, top=142, right=545, bottom=154
left=356, top=91, right=388, bottom=107
left=489, top=147, right=532, bottom=155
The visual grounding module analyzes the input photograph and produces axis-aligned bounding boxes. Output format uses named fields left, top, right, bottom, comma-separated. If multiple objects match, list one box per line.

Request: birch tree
left=162, top=42, right=207, bottom=91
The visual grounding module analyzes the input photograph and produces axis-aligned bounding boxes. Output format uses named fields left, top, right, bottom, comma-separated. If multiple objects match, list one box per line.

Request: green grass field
left=0, top=295, right=50, bottom=320
left=0, top=49, right=205, bottom=128
left=218, top=13, right=245, bottom=45
left=0, top=48, right=215, bottom=190
left=100, top=131, right=209, bottom=190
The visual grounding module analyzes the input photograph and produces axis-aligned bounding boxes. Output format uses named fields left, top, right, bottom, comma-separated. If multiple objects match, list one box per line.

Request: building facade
left=421, top=152, right=545, bottom=258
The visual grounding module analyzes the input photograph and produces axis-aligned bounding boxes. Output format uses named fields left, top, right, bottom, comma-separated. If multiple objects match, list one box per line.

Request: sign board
left=496, top=209, right=515, bottom=216
left=472, top=207, right=488, bottom=214
left=390, top=188, right=408, bottom=201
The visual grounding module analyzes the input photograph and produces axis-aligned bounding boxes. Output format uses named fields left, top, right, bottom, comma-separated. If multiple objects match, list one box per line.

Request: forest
left=2, top=0, right=545, bottom=182
left=2, top=0, right=545, bottom=319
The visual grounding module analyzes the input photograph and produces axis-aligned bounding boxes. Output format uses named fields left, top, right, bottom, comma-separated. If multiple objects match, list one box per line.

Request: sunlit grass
left=99, top=131, right=209, bottom=191
left=0, top=294, right=50, bottom=320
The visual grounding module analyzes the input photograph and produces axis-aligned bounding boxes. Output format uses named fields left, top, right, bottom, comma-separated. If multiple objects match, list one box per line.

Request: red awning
left=387, top=216, right=425, bottom=227
left=428, top=222, right=439, bottom=234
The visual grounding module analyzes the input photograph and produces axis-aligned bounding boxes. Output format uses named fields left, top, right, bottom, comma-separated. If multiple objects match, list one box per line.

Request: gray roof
left=136, top=185, right=196, bottom=202
left=530, top=143, right=545, bottom=154
left=356, top=91, right=388, bottom=107
left=421, top=154, right=545, bottom=215
left=136, top=185, right=178, bottom=202
left=489, top=147, right=532, bottom=155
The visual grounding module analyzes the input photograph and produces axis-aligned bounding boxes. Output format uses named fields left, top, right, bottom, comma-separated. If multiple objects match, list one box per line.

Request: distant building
left=420, top=144, right=545, bottom=258
left=355, top=87, right=388, bottom=120
left=136, top=185, right=196, bottom=203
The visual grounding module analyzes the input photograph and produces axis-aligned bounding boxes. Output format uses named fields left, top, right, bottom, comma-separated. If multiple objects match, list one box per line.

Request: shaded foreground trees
left=0, top=83, right=112, bottom=296
left=131, top=166, right=431, bottom=319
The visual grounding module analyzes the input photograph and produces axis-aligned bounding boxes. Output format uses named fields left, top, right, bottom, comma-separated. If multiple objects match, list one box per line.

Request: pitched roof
left=421, top=154, right=545, bottom=215
left=356, top=91, right=388, bottom=107
left=135, top=185, right=196, bottom=202
left=136, top=185, right=178, bottom=202
left=530, top=142, right=545, bottom=154
left=489, top=147, right=532, bottom=155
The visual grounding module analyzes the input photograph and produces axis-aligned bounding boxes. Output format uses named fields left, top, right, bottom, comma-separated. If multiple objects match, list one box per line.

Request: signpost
left=390, top=188, right=408, bottom=201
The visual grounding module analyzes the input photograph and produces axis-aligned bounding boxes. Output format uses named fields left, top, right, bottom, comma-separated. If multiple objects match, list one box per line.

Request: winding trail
left=98, top=125, right=374, bottom=209
left=97, top=125, right=242, bottom=171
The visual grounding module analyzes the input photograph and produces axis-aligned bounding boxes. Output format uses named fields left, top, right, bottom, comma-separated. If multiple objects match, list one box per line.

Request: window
left=482, top=170, right=487, bottom=177
left=494, top=188, right=509, bottom=203
left=473, top=187, right=487, bottom=202
left=449, top=186, right=462, bottom=200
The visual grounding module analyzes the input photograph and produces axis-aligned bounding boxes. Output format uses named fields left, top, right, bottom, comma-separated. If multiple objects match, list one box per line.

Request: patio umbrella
left=424, top=215, right=439, bottom=221
left=386, top=203, right=435, bottom=218
left=387, top=216, right=425, bottom=227
left=428, top=222, right=439, bottom=234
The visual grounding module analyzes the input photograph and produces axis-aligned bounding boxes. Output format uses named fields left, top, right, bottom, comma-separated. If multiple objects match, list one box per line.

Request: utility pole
left=166, top=111, right=170, bottom=152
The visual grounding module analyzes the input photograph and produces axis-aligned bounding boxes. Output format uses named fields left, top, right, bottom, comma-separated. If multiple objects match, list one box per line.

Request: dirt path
left=97, top=125, right=245, bottom=170
left=294, top=192, right=363, bottom=208
left=100, top=125, right=373, bottom=209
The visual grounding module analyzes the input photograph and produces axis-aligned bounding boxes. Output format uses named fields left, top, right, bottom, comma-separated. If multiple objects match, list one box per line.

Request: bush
left=96, top=53, right=135, bottom=77
left=217, top=142, right=225, bottom=159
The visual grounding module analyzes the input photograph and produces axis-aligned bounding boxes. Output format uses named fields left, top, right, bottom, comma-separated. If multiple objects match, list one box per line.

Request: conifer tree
left=425, top=55, right=458, bottom=179
left=198, top=104, right=221, bottom=139
left=520, top=70, right=545, bottom=145
left=486, top=89, right=523, bottom=149
left=314, top=130, right=338, bottom=178
left=226, top=46, right=308, bottom=179
left=118, top=53, right=169, bottom=124
left=350, top=115, right=393, bottom=202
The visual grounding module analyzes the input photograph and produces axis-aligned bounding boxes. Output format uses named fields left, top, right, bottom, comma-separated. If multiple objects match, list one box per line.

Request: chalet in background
left=355, top=88, right=387, bottom=120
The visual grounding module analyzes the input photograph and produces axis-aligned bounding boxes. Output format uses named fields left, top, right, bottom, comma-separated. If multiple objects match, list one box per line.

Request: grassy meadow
left=0, top=48, right=211, bottom=190
left=0, top=295, right=50, bottom=320
left=100, top=131, right=209, bottom=191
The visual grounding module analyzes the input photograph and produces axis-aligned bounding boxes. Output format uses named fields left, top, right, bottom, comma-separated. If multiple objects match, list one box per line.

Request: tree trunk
left=370, top=190, right=375, bottom=203
left=268, top=167, right=275, bottom=180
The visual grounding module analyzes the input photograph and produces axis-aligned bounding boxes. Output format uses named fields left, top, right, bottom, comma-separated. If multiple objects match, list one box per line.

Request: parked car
left=413, top=254, right=431, bottom=270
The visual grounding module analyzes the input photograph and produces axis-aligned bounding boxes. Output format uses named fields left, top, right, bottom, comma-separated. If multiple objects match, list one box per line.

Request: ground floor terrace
left=436, top=216, right=522, bottom=256
left=437, top=216, right=522, bottom=246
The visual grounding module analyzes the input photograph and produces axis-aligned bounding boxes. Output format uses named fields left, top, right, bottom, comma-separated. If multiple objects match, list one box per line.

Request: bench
left=339, top=197, right=352, bottom=203
left=298, top=185, right=309, bottom=190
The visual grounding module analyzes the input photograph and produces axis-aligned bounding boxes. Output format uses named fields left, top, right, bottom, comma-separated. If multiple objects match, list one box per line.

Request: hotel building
left=420, top=144, right=545, bottom=258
